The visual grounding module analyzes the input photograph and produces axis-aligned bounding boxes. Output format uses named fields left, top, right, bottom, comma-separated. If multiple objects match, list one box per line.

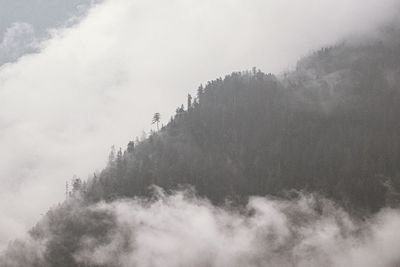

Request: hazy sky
left=0, top=0, right=93, bottom=63
left=0, top=0, right=399, bottom=249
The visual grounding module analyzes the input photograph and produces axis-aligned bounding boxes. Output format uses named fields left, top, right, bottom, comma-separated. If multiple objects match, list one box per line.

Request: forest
left=83, top=41, right=400, bottom=212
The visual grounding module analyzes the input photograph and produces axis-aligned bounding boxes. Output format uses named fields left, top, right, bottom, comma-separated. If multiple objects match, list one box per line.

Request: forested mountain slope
left=85, top=40, right=400, bottom=212
left=2, top=35, right=400, bottom=266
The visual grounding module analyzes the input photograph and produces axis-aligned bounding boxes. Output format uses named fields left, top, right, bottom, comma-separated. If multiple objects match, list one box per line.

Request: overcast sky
left=0, top=0, right=93, bottom=63
left=0, top=0, right=399, bottom=249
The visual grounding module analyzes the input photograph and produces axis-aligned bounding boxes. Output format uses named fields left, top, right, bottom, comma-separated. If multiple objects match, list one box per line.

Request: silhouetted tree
left=127, top=141, right=135, bottom=153
left=152, top=112, right=161, bottom=130
left=187, top=94, right=192, bottom=109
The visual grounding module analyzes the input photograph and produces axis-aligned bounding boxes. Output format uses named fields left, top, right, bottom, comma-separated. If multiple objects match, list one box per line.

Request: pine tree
left=152, top=113, right=161, bottom=130
left=187, top=94, right=192, bottom=109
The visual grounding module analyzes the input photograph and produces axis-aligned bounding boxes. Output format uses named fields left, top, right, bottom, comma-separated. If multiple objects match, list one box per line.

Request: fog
left=73, top=192, right=400, bottom=267
left=0, top=0, right=399, bottom=249
left=10, top=191, right=400, bottom=267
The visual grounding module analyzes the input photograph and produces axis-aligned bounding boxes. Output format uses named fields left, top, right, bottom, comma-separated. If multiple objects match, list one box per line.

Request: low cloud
left=74, top=192, right=400, bottom=267
left=6, top=191, right=390, bottom=267
left=2, top=191, right=400, bottom=266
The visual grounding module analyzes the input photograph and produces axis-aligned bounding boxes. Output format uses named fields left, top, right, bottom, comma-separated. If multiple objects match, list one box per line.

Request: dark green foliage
left=30, top=200, right=115, bottom=267
left=0, top=199, right=116, bottom=267
left=81, top=41, right=400, bottom=212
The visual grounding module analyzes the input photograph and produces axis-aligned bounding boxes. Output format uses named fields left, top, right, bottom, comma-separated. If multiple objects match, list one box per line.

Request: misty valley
left=2, top=34, right=400, bottom=266
left=2, top=1, right=400, bottom=267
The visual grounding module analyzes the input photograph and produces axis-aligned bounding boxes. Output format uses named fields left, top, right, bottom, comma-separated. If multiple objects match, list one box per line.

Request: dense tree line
left=83, top=41, right=400, bottom=212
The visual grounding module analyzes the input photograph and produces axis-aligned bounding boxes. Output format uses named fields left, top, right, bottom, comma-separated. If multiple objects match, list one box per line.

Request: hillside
left=84, top=41, right=400, bottom=212
left=2, top=34, right=400, bottom=266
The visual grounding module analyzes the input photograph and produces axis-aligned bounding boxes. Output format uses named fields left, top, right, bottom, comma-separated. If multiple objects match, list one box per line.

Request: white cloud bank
left=0, top=0, right=399, bottom=249
left=72, top=192, right=400, bottom=267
